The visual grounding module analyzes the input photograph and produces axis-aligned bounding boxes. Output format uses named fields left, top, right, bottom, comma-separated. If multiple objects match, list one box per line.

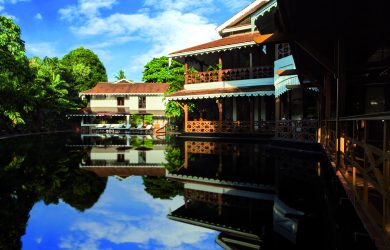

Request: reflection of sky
left=22, top=177, right=221, bottom=250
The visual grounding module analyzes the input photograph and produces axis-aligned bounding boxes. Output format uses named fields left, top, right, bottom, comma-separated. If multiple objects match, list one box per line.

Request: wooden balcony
left=185, top=120, right=275, bottom=133
left=186, top=66, right=273, bottom=84
left=321, top=115, right=390, bottom=249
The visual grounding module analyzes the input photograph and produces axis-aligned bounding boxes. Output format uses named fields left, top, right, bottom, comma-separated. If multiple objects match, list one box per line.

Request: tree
left=61, top=47, right=107, bottom=92
left=28, top=56, right=77, bottom=128
left=114, top=69, right=126, bottom=80
left=0, top=16, right=32, bottom=128
left=142, top=56, right=194, bottom=119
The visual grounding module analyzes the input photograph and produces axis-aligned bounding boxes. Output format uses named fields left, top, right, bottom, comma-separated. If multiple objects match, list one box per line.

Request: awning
left=274, top=55, right=300, bottom=97
left=66, top=108, right=166, bottom=117
left=166, top=85, right=274, bottom=101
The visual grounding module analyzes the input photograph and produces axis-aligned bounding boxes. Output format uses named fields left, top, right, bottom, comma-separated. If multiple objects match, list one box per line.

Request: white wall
left=89, top=95, right=165, bottom=111
left=146, top=96, right=165, bottom=110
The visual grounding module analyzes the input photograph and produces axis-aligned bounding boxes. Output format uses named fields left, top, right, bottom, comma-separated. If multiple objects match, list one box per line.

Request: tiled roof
left=82, top=167, right=166, bottom=177
left=80, top=82, right=169, bottom=95
left=169, top=33, right=255, bottom=56
left=166, top=85, right=274, bottom=100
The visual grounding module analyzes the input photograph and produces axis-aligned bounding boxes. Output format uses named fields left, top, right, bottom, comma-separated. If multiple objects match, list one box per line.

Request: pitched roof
left=166, top=85, right=274, bottom=100
left=216, top=0, right=269, bottom=34
left=80, top=82, right=169, bottom=95
left=169, top=33, right=256, bottom=57
left=82, top=166, right=166, bottom=177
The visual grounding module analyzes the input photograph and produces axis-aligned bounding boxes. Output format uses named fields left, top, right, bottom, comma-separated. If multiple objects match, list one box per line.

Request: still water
left=0, top=133, right=375, bottom=250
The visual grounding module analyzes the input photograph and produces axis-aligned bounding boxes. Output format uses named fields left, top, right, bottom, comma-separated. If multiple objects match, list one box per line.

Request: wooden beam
left=253, top=33, right=276, bottom=44
left=294, top=40, right=336, bottom=76
left=184, top=104, right=188, bottom=133
left=184, top=62, right=188, bottom=84
left=217, top=99, right=223, bottom=132
left=218, top=55, right=223, bottom=82
left=276, top=69, right=297, bottom=76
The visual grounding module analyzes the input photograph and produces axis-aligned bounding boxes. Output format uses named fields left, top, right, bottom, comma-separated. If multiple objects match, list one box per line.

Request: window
left=138, top=96, right=146, bottom=109
left=276, top=43, right=291, bottom=60
left=117, top=97, right=124, bottom=106
left=138, top=151, right=146, bottom=164
left=117, top=154, right=125, bottom=162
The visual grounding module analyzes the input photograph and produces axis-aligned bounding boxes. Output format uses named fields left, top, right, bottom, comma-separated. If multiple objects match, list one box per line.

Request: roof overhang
left=166, top=86, right=274, bottom=101
left=216, top=0, right=269, bottom=34
left=80, top=92, right=164, bottom=97
left=169, top=41, right=258, bottom=59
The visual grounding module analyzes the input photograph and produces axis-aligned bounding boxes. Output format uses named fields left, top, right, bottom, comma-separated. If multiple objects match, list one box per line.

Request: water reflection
left=0, top=133, right=375, bottom=249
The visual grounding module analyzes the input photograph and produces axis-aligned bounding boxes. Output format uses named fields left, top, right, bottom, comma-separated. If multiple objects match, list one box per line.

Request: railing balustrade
left=320, top=115, right=390, bottom=247
left=275, top=119, right=318, bottom=142
left=186, top=66, right=273, bottom=84
left=185, top=120, right=275, bottom=133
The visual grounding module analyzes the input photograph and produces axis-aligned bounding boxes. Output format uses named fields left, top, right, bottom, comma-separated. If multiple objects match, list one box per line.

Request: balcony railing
left=320, top=114, right=390, bottom=248
left=186, top=66, right=273, bottom=84
left=185, top=120, right=275, bottom=133
left=275, top=119, right=318, bottom=142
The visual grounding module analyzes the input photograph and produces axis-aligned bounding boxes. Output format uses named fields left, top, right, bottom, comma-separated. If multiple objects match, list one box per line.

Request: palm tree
left=114, top=70, right=126, bottom=80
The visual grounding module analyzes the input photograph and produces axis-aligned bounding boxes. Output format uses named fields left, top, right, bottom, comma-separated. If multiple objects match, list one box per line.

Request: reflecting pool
left=0, top=133, right=376, bottom=249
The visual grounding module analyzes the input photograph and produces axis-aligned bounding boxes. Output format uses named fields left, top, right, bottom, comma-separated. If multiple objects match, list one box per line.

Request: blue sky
left=22, top=177, right=221, bottom=250
left=0, top=0, right=252, bottom=82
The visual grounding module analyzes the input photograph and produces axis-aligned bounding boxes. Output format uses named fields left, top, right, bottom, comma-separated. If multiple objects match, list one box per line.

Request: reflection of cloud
left=58, top=177, right=217, bottom=249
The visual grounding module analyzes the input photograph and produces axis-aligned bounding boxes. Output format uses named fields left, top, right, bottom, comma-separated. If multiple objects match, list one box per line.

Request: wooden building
left=69, top=80, right=168, bottom=133
left=252, top=0, right=390, bottom=248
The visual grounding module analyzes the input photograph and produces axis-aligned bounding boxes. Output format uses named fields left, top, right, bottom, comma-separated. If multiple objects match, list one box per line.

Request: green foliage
left=164, top=146, right=184, bottom=172
left=28, top=56, right=78, bottom=129
left=142, top=56, right=195, bottom=119
left=0, top=16, right=32, bottom=128
left=61, top=47, right=107, bottom=92
left=142, top=176, right=183, bottom=200
left=114, top=69, right=126, bottom=80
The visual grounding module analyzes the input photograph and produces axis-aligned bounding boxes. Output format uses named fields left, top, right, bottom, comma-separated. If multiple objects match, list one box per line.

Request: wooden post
left=217, top=99, right=223, bottom=132
left=249, top=97, right=254, bottom=132
left=218, top=54, right=223, bottom=82
left=184, top=104, right=188, bottom=133
left=184, top=141, right=189, bottom=169
left=275, top=97, right=281, bottom=137
left=249, top=52, right=253, bottom=78
left=184, top=62, right=188, bottom=84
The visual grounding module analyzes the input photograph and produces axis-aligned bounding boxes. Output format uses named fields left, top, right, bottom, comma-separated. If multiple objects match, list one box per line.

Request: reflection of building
left=166, top=140, right=316, bottom=248
left=69, top=80, right=169, bottom=133
left=79, top=135, right=167, bottom=178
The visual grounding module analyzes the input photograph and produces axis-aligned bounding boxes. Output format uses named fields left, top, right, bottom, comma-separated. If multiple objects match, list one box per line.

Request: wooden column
left=184, top=104, right=188, bottom=132
left=184, top=60, right=188, bottom=84
left=184, top=141, right=189, bottom=169
left=217, top=99, right=223, bottom=132
left=254, top=97, right=259, bottom=130
left=249, top=52, right=253, bottom=78
left=218, top=54, right=223, bottom=82
left=232, top=98, right=237, bottom=121
left=324, top=73, right=332, bottom=120
left=249, top=97, right=254, bottom=132
left=275, top=97, right=281, bottom=121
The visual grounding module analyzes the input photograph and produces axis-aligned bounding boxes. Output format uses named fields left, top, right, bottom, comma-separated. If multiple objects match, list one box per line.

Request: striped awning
left=166, top=85, right=274, bottom=101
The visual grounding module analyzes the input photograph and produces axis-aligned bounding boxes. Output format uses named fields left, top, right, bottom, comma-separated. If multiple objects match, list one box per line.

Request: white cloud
left=0, top=0, right=30, bottom=19
left=26, top=42, right=61, bottom=58
left=35, top=13, right=42, bottom=20
left=59, top=0, right=118, bottom=21
left=58, top=178, right=216, bottom=249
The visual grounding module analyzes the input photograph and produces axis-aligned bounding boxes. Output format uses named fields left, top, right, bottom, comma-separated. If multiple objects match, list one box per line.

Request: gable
left=217, top=0, right=269, bottom=35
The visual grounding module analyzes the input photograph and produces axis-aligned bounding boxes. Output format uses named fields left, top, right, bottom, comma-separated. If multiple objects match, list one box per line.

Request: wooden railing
left=321, top=115, right=390, bottom=248
left=185, top=120, right=275, bottom=133
left=186, top=66, right=273, bottom=84
left=275, top=119, right=318, bottom=142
